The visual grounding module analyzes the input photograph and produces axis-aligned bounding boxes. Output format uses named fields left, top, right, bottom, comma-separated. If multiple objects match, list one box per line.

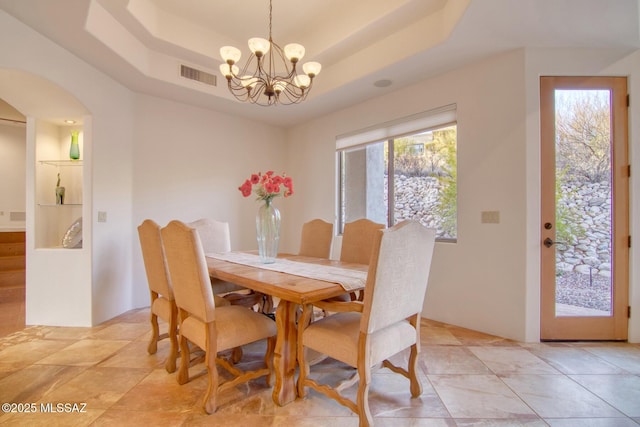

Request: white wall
left=131, top=94, right=286, bottom=306
left=286, top=48, right=640, bottom=342
left=0, top=123, right=26, bottom=230
left=286, top=49, right=529, bottom=341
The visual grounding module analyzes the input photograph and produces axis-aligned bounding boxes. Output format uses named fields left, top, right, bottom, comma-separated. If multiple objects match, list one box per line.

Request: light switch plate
left=481, top=211, right=500, bottom=224
left=98, top=211, right=107, bottom=223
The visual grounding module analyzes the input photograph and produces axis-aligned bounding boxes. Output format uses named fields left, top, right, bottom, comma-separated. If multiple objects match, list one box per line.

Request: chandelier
left=218, top=0, right=321, bottom=106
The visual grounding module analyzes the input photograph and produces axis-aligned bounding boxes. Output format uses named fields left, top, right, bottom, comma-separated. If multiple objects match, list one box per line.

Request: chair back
left=340, top=218, right=384, bottom=265
left=361, top=220, right=436, bottom=334
left=161, top=220, right=216, bottom=323
left=299, top=219, right=333, bottom=258
left=138, top=219, right=173, bottom=300
left=188, top=218, right=231, bottom=253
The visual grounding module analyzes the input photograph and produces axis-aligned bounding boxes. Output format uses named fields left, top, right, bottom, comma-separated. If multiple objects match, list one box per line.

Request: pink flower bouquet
left=238, top=171, right=293, bottom=203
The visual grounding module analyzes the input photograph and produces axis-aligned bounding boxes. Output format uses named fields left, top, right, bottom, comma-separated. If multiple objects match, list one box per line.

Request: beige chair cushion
left=181, top=305, right=276, bottom=353
left=302, top=312, right=416, bottom=367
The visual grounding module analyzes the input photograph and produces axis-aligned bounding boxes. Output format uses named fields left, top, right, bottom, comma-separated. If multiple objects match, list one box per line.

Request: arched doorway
left=0, top=69, right=89, bottom=331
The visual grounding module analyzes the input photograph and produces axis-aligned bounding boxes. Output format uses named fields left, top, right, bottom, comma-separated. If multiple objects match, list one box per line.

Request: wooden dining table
left=206, top=253, right=367, bottom=406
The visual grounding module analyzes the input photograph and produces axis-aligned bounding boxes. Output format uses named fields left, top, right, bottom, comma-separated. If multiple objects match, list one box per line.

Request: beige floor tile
left=90, top=408, right=190, bottom=426
left=367, top=371, right=449, bottom=418
left=545, top=418, right=640, bottom=427
left=421, top=346, right=492, bottom=375
left=40, top=326, right=103, bottom=341
left=0, top=364, right=86, bottom=403
left=37, top=366, right=151, bottom=410
left=0, top=338, right=74, bottom=368
left=374, top=419, right=457, bottom=427
left=428, top=374, right=536, bottom=419
left=109, top=367, right=205, bottom=413
left=455, top=420, right=548, bottom=426
left=90, top=322, right=151, bottom=341
left=97, top=340, right=170, bottom=370
left=35, top=339, right=130, bottom=367
left=0, top=407, right=104, bottom=426
left=421, top=325, right=462, bottom=346
left=582, top=346, right=640, bottom=374
left=569, top=374, right=640, bottom=417
left=502, top=374, right=624, bottom=418
left=527, top=345, right=628, bottom=375
left=469, top=346, right=560, bottom=375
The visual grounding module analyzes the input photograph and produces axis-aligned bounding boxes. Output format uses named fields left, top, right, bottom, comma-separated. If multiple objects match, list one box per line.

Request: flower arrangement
left=238, top=171, right=294, bottom=203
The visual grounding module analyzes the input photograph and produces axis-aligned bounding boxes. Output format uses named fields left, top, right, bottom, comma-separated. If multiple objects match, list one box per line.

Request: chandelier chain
left=268, top=0, right=273, bottom=41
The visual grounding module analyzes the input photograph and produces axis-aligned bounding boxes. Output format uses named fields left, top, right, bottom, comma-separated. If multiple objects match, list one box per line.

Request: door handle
left=543, top=238, right=567, bottom=248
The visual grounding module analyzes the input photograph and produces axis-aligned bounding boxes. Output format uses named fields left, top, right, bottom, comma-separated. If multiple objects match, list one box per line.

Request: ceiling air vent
left=180, top=65, right=217, bottom=86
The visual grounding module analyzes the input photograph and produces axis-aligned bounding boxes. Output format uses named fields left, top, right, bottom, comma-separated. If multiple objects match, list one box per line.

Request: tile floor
left=0, top=301, right=639, bottom=426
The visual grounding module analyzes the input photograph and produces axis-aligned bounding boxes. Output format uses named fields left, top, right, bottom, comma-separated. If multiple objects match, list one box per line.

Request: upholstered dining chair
left=189, top=218, right=264, bottom=309
left=137, top=219, right=179, bottom=373
left=161, top=220, right=277, bottom=414
left=299, top=219, right=334, bottom=259
left=340, top=218, right=385, bottom=265
left=330, top=218, right=384, bottom=302
left=138, top=219, right=231, bottom=373
left=296, top=220, right=436, bottom=427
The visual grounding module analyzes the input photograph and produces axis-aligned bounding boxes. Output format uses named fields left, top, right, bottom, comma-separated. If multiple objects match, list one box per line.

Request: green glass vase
left=69, top=130, right=80, bottom=160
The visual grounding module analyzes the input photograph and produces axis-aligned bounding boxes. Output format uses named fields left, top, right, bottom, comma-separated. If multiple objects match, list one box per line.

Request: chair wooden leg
left=203, top=346, right=219, bottom=414
left=177, top=333, right=191, bottom=385
left=356, top=365, right=373, bottom=427
left=165, top=307, right=178, bottom=373
left=408, top=343, right=422, bottom=397
left=148, top=311, right=159, bottom=355
left=357, top=333, right=373, bottom=427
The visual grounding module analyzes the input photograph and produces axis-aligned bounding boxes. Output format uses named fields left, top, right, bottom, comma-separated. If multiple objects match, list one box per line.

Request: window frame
left=336, top=105, right=458, bottom=240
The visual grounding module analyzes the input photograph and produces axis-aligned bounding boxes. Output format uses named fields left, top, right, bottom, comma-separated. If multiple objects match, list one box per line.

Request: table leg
left=272, top=300, right=298, bottom=406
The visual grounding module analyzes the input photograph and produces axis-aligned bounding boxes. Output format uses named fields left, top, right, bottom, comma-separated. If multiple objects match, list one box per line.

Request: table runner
left=206, top=252, right=366, bottom=292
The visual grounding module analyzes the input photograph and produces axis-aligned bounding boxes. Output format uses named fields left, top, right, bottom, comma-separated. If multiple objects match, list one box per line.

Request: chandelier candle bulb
left=284, top=43, right=304, bottom=62
left=303, top=62, right=321, bottom=77
left=248, top=37, right=270, bottom=56
left=220, top=46, right=241, bottom=64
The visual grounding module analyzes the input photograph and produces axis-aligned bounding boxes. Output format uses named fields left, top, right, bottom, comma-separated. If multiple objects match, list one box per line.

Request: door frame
left=540, top=76, right=629, bottom=341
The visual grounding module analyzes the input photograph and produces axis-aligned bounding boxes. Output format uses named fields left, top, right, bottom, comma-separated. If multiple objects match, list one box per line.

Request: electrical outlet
left=98, top=211, right=107, bottom=223
left=481, top=211, right=500, bottom=224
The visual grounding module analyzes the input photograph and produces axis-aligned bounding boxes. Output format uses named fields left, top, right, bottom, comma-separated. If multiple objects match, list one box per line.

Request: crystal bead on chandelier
left=219, top=0, right=321, bottom=106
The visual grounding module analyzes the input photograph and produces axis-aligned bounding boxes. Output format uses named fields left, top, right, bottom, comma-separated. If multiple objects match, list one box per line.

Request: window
left=337, top=105, right=457, bottom=241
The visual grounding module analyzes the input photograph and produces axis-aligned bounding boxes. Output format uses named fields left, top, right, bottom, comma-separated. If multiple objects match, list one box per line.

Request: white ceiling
left=1, top=0, right=639, bottom=127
